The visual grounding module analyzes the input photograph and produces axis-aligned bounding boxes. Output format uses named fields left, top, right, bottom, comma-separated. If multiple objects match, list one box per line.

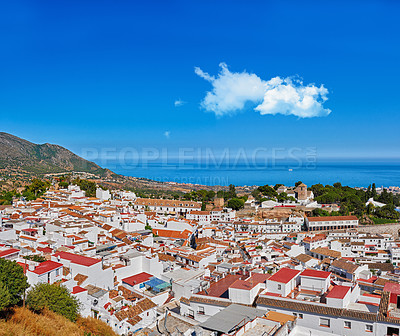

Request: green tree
left=0, top=190, right=20, bottom=205
left=23, top=179, right=50, bottom=200
left=0, top=281, right=11, bottom=311
left=339, top=204, right=350, bottom=216
left=277, top=192, right=289, bottom=203
left=206, top=190, right=215, bottom=201
left=27, top=283, right=81, bottom=322
left=59, top=181, right=69, bottom=189
left=227, top=198, right=245, bottom=210
left=251, top=188, right=262, bottom=201
left=371, top=183, right=377, bottom=199
left=73, top=178, right=97, bottom=197
left=375, top=204, right=400, bottom=220
left=226, top=184, right=237, bottom=200
left=378, top=189, right=393, bottom=205
left=366, top=203, right=374, bottom=215
left=0, top=259, right=29, bottom=306
left=310, top=184, right=325, bottom=198
left=366, top=184, right=371, bottom=199
left=333, top=182, right=342, bottom=189
left=258, top=185, right=278, bottom=199
left=311, top=208, right=331, bottom=217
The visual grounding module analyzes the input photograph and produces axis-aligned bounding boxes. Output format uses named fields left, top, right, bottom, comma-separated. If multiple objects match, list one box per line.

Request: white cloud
left=195, top=63, right=331, bottom=118
left=195, top=63, right=265, bottom=117
left=174, top=99, right=186, bottom=107
left=164, top=131, right=171, bottom=139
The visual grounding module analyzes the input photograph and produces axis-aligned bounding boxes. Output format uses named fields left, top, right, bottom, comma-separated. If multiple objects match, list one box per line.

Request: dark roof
left=331, top=258, right=359, bottom=273
left=367, top=263, right=395, bottom=272
left=188, top=295, right=231, bottom=307
left=256, top=295, right=382, bottom=323
left=200, top=304, right=266, bottom=334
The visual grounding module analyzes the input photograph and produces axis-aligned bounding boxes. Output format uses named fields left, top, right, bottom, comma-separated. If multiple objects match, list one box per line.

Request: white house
left=266, top=268, right=300, bottom=297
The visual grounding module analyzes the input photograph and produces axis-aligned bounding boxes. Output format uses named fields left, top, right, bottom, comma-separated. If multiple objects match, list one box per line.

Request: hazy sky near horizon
left=1, top=0, right=400, bottom=160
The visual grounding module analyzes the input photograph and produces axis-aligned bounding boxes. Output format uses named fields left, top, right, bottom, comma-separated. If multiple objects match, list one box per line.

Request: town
left=1, top=180, right=400, bottom=336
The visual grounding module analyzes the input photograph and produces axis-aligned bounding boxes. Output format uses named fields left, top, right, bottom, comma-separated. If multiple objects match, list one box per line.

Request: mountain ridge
left=0, top=132, right=113, bottom=177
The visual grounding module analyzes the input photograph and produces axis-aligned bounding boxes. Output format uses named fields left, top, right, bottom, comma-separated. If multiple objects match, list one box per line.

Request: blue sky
left=1, top=0, right=400, bottom=162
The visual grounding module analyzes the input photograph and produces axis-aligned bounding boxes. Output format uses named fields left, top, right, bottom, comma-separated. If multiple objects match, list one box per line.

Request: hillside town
left=1, top=182, right=400, bottom=336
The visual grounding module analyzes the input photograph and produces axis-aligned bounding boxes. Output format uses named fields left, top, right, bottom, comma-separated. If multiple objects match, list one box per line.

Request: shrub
left=27, top=283, right=80, bottom=322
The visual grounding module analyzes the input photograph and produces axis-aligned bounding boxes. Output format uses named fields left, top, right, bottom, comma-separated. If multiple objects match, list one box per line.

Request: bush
left=27, top=283, right=80, bottom=322
left=371, top=217, right=397, bottom=225
left=23, top=255, right=46, bottom=263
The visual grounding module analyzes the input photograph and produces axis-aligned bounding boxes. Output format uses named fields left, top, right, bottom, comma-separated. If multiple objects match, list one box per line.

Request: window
left=298, top=313, right=303, bottom=319
left=320, top=318, right=330, bottom=327
left=344, top=321, right=351, bottom=329
left=198, top=306, right=205, bottom=315
left=278, top=284, right=282, bottom=290
left=188, top=309, right=194, bottom=318
left=366, top=324, right=373, bottom=332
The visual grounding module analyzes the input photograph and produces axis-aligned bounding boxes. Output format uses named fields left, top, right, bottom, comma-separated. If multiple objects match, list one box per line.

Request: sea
left=97, top=159, right=400, bottom=188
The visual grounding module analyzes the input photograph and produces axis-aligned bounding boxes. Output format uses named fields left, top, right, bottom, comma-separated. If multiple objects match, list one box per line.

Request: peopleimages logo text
left=80, top=146, right=318, bottom=171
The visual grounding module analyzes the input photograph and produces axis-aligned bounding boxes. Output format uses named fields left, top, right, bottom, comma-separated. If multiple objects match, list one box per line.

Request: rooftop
left=53, top=251, right=101, bottom=267
left=268, top=268, right=300, bottom=284
left=122, top=272, right=153, bottom=286
left=300, top=269, right=331, bottom=279
left=32, top=260, right=63, bottom=275
left=326, top=285, right=351, bottom=299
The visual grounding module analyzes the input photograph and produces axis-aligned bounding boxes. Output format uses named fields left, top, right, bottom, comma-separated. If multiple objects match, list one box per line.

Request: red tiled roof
left=326, top=285, right=351, bottom=299
left=202, top=274, right=242, bottom=298
left=230, top=279, right=256, bottom=290
left=307, top=215, right=358, bottom=222
left=0, top=248, right=19, bottom=258
left=53, top=251, right=100, bottom=267
left=32, top=260, right=63, bottom=275
left=250, top=273, right=271, bottom=284
left=22, top=228, right=38, bottom=232
left=383, top=283, right=400, bottom=295
left=72, top=286, right=87, bottom=294
left=122, top=272, right=152, bottom=286
left=37, top=247, right=53, bottom=254
left=300, top=269, right=331, bottom=279
left=152, top=229, right=192, bottom=240
left=268, top=268, right=300, bottom=284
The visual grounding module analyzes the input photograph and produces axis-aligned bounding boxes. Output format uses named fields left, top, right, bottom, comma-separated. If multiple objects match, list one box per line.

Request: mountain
left=0, top=132, right=112, bottom=177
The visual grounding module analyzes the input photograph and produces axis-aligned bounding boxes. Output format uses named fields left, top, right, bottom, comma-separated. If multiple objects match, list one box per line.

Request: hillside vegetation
left=0, top=132, right=112, bottom=177
left=0, top=307, right=117, bottom=336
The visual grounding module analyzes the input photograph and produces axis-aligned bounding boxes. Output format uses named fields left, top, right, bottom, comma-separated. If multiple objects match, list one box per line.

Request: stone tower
left=295, top=183, right=308, bottom=201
